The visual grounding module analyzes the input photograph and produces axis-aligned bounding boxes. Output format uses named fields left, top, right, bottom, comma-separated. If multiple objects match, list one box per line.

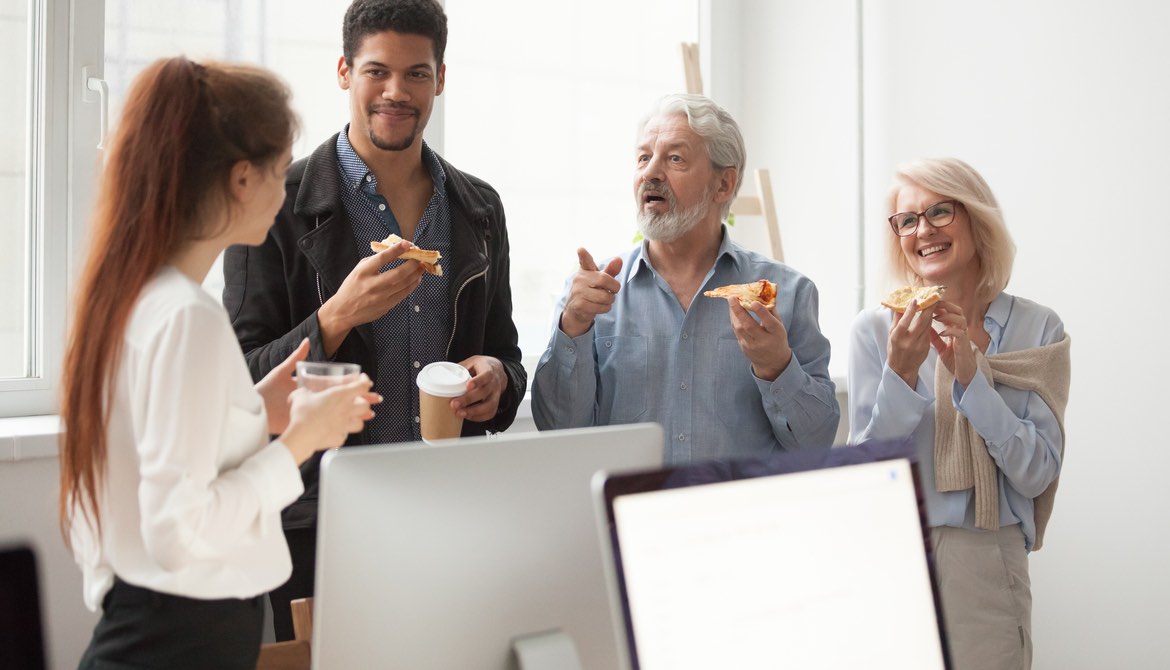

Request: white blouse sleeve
left=132, top=300, right=303, bottom=571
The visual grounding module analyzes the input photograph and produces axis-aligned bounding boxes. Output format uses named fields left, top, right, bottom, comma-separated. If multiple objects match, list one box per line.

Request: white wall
left=0, top=453, right=99, bottom=669
left=738, top=0, right=1169, bottom=667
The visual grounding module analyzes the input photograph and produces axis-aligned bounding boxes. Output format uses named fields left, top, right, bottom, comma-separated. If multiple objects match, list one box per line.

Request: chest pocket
left=597, top=335, right=647, bottom=422
left=715, top=335, right=756, bottom=430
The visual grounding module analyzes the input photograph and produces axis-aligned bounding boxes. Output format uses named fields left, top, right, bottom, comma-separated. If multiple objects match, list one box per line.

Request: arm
left=135, top=301, right=305, bottom=571
left=748, top=278, right=839, bottom=449
left=954, top=371, right=1062, bottom=497
left=532, top=325, right=600, bottom=430
left=464, top=208, right=527, bottom=432
left=847, top=308, right=933, bottom=443
left=952, top=321, right=1066, bottom=497
left=531, top=249, right=622, bottom=430
left=223, top=239, right=323, bottom=383
left=223, top=215, right=424, bottom=382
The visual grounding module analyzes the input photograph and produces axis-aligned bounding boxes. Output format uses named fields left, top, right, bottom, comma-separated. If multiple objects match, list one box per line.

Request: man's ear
left=337, top=55, right=351, bottom=91
left=714, top=166, right=738, bottom=205
left=435, top=63, right=446, bottom=97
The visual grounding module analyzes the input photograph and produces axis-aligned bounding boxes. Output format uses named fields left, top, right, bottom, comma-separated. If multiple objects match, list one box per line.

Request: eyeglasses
left=888, top=200, right=960, bottom=237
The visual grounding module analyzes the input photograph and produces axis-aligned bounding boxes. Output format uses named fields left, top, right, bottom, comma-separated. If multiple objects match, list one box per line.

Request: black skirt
left=78, top=577, right=264, bottom=670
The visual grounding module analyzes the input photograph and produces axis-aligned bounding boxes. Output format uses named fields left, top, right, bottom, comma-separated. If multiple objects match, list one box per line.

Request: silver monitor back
left=312, top=423, right=664, bottom=670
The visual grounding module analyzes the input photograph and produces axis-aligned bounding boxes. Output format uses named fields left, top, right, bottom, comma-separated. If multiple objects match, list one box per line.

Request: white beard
left=636, top=184, right=714, bottom=243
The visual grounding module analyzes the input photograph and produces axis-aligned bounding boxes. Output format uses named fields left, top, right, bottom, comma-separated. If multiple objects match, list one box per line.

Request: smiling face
left=893, top=181, right=980, bottom=287
left=632, top=114, right=730, bottom=242
left=338, top=30, right=445, bottom=156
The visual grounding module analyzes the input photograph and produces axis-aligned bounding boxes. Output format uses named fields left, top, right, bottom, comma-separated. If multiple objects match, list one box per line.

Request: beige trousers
left=931, top=525, right=1032, bottom=670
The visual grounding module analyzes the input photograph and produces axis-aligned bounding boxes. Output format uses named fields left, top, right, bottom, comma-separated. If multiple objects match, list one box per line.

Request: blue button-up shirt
left=532, top=227, right=839, bottom=463
left=848, top=292, right=1065, bottom=550
left=335, top=128, right=452, bottom=442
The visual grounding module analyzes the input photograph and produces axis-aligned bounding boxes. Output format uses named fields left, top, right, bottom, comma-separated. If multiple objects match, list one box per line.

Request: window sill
left=0, top=401, right=533, bottom=462
left=0, top=415, right=62, bottom=462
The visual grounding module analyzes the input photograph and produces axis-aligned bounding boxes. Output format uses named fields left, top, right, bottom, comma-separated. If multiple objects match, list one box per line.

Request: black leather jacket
left=223, top=134, right=526, bottom=528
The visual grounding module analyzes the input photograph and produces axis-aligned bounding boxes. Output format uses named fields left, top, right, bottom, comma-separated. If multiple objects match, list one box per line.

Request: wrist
left=317, top=301, right=350, bottom=357
left=280, top=424, right=313, bottom=465
left=559, top=312, right=591, bottom=338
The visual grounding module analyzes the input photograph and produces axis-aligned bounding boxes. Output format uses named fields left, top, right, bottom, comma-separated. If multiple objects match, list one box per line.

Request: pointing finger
left=577, top=247, right=599, bottom=272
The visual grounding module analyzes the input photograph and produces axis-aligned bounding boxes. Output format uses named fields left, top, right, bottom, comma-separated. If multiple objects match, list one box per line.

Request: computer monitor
left=312, top=423, right=664, bottom=670
left=595, top=440, right=950, bottom=670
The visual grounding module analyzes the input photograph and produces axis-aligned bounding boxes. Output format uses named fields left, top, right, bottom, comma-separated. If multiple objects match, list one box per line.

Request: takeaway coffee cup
left=296, top=362, right=361, bottom=392
left=416, top=361, right=471, bottom=443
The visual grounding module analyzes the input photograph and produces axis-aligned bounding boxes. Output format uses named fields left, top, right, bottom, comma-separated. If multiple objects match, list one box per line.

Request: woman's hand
left=280, top=374, right=380, bottom=465
left=929, top=300, right=978, bottom=387
left=887, top=299, right=935, bottom=389
left=256, top=338, right=309, bottom=435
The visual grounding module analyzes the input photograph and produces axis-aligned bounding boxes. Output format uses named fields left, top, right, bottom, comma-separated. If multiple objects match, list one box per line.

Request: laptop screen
left=598, top=441, right=949, bottom=670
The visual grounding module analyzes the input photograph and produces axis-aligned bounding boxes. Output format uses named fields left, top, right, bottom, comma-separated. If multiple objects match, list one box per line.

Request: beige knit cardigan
left=933, top=335, right=1070, bottom=551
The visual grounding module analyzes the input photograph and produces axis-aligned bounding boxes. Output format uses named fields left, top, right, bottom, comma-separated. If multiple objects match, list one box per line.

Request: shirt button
left=413, top=361, right=421, bottom=369
left=605, top=341, right=613, bottom=348
left=413, top=305, right=420, bottom=312
left=680, top=383, right=687, bottom=390
left=681, top=333, right=689, bottom=340
left=678, top=433, right=686, bottom=442
left=378, top=204, right=387, bottom=211
left=414, top=416, right=420, bottom=423
left=566, top=347, right=575, bottom=354
left=365, top=175, right=373, bottom=182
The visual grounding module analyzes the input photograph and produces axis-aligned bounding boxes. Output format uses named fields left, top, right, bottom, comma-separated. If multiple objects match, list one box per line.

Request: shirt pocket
left=597, top=335, right=647, bottom=422
left=715, top=335, right=755, bottom=430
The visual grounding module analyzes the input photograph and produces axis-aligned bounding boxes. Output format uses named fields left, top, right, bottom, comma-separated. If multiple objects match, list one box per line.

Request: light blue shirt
left=848, top=292, right=1065, bottom=551
left=532, top=227, right=839, bottom=463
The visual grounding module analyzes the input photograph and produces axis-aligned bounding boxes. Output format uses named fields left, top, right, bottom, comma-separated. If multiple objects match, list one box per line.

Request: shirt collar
left=627, top=224, right=739, bottom=285
left=984, top=292, right=1011, bottom=329
left=335, top=125, right=447, bottom=196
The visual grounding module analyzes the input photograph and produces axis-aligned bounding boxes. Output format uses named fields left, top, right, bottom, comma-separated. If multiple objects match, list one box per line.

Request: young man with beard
left=222, top=0, right=525, bottom=640
left=532, top=94, right=838, bottom=461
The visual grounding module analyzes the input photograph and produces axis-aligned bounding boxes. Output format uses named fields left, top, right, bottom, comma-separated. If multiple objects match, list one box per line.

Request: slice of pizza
left=370, top=233, right=443, bottom=276
left=880, top=285, right=946, bottom=313
left=703, top=279, right=777, bottom=309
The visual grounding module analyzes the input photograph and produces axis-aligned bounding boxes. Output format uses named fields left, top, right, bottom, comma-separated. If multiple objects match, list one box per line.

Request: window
left=0, top=0, right=100, bottom=418
left=0, top=0, right=702, bottom=419
left=0, top=2, right=30, bottom=380
left=103, top=0, right=350, bottom=300
left=442, top=0, right=700, bottom=368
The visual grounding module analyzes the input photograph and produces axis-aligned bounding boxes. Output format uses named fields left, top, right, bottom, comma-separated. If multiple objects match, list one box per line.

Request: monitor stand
left=511, top=629, right=584, bottom=670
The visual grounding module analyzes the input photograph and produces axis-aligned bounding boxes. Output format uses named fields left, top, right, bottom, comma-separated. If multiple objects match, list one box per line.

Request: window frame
left=0, top=0, right=103, bottom=418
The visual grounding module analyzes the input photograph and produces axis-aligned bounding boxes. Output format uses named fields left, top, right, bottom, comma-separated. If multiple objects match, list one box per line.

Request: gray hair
left=640, top=94, right=746, bottom=221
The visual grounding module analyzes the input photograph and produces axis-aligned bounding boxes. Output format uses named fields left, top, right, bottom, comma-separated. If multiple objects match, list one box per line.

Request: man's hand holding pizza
left=726, top=297, right=793, bottom=382
left=317, top=239, right=426, bottom=356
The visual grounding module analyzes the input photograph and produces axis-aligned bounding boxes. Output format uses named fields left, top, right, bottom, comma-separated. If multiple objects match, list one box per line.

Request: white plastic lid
left=416, top=361, right=471, bottom=397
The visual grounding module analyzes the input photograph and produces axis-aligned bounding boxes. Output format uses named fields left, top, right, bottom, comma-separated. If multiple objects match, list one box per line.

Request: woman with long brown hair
left=60, top=56, right=378, bottom=669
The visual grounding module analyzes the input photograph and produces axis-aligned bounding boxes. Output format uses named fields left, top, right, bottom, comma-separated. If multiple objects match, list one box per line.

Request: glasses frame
left=888, top=200, right=961, bottom=237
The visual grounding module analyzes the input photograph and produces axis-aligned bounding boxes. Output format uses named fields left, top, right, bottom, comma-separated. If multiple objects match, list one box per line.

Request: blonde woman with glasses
left=848, top=158, right=1070, bottom=670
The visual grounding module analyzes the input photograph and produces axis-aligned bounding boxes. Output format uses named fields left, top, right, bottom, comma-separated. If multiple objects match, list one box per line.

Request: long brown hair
left=59, top=56, right=297, bottom=543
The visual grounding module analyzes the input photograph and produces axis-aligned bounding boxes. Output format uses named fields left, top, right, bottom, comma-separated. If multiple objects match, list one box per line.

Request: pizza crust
left=703, top=279, right=778, bottom=309
left=370, top=233, right=443, bottom=276
left=880, top=285, right=945, bottom=313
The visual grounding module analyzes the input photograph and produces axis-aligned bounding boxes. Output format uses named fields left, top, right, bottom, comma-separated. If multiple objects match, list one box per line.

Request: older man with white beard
left=532, top=94, right=839, bottom=460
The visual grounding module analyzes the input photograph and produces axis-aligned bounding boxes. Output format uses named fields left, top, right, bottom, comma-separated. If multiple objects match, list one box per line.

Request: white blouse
left=71, top=267, right=304, bottom=610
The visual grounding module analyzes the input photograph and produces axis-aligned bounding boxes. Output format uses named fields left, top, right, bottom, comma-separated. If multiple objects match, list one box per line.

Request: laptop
left=595, top=440, right=951, bottom=670
left=312, top=423, right=664, bottom=670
